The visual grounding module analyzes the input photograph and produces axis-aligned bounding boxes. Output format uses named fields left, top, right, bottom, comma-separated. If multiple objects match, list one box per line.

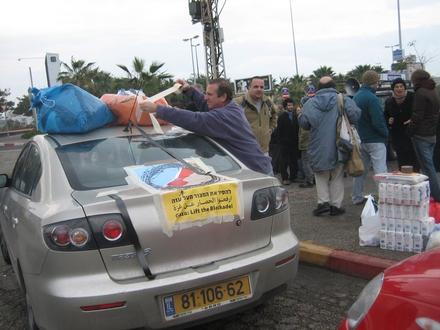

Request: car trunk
left=72, top=175, right=275, bottom=280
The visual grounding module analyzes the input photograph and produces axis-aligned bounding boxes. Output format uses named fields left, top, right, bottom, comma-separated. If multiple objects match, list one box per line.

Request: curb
left=299, top=241, right=398, bottom=280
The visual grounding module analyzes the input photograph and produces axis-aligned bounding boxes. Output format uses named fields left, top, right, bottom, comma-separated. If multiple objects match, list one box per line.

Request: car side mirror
left=0, top=174, right=10, bottom=188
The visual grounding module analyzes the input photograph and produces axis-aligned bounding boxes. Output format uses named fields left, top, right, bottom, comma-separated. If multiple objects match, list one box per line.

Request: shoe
left=282, top=180, right=290, bottom=185
left=313, top=202, right=330, bottom=216
left=330, top=206, right=346, bottom=216
left=353, top=197, right=367, bottom=205
left=299, top=182, right=314, bottom=188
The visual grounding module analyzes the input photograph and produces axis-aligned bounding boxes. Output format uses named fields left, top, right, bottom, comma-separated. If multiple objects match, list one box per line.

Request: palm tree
left=309, top=66, right=335, bottom=86
left=117, top=57, right=173, bottom=95
left=346, top=64, right=384, bottom=82
left=58, top=57, right=97, bottom=90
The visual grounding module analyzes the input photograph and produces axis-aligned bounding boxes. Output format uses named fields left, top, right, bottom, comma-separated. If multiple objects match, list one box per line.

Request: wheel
left=26, top=292, right=39, bottom=330
left=0, top=230, right=11, bottom=265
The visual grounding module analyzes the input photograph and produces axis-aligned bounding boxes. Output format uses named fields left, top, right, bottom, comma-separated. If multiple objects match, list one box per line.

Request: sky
left=1, top=0, right=439, bottom=101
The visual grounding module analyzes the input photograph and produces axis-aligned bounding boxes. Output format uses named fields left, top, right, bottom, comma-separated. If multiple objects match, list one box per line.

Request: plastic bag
left=31, top=84, right=115, bottom=134
left=100, top=93, right=168, bottom=126
left=359, top=195, right=380, bottom=246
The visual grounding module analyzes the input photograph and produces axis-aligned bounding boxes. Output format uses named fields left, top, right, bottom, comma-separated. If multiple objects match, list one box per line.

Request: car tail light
left=43, top=215, right=132, bottom=252
left=251, top=187, right=289, bottom=220
left=102, top=220, right=123, bottom=241
left=51, top=225, right=71, bottom=247
left=70, top=228, right=89, bottom=247
left=87, top=214, right=131, bottom=249
left=44, top=218, right=96, bottom=251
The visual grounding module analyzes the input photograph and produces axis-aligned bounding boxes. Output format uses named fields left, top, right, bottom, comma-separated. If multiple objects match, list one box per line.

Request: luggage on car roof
left=31, top=83, right=115, bottom=134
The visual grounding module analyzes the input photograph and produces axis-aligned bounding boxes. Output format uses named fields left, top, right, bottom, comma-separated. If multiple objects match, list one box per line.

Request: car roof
left=45, top=125, right=187, bottom=147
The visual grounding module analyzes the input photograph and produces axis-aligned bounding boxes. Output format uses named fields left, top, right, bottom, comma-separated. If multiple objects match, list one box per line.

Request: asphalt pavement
left=0, top=133, right=417, bottom=280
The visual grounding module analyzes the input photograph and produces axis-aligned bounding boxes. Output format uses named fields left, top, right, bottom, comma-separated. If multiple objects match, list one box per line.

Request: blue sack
left=31, top=83, right=115, bottom=134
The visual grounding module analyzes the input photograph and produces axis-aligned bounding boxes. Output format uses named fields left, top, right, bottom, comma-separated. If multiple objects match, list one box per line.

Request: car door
left=1, top=143, right=31, bottom=264
left=1, top=143, right=43, bottom=274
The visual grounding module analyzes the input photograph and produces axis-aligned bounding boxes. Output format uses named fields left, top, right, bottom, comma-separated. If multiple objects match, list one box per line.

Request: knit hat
left=305, top=85, right=316, bottom=96
left=361, top=70, right=379, bottom=86
left=391, top=78, right=407, bottom=90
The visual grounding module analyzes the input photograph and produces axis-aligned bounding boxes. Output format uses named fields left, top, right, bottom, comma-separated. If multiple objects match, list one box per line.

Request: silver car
left=0, top=126, right=298, bottom=330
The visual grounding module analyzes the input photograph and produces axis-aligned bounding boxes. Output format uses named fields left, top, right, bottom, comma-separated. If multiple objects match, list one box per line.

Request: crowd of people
left=139, top=69, right=440, bottom=217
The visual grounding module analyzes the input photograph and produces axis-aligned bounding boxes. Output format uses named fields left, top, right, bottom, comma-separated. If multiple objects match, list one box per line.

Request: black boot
left=313, top=202, right=330, bottom=216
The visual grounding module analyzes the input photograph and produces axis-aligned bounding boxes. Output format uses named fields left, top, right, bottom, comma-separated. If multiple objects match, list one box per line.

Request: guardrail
left=0, top=128, right=34, bottom=136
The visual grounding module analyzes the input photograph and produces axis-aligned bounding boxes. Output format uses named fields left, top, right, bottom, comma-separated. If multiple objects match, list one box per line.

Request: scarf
left=392, top=90, right=407, bottom=105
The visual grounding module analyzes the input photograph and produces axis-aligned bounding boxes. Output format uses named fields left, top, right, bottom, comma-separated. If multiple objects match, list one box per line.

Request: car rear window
left=56, top=133, right=240, bottom=190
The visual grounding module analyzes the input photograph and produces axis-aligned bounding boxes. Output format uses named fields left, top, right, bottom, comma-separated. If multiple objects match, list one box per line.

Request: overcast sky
left=1, top=0, right=439, bottom=100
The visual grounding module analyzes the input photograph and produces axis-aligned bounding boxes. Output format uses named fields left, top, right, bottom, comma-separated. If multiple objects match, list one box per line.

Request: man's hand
left=139, top=100, right=158, bottom=113
left=176, top=79, right=191, bottom=92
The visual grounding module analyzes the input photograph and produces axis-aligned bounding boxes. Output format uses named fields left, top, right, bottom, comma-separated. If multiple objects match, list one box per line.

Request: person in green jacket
left=352, top=70, right=389, bottom=205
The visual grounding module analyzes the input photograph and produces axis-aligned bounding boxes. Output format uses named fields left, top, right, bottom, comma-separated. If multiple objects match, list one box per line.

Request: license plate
left=163, top=275, right=252, bottom=320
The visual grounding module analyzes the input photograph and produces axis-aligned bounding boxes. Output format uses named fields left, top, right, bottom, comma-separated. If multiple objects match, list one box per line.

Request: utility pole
left=188, top=0, right=226, bottom=82
left=18, top=57, right=43, bottom=131
left=397, top=0, right=402, bottom=52
left=289, top=0, right=299, bottom=76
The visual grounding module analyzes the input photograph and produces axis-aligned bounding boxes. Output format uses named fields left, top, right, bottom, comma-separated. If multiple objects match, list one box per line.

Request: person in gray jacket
left=298, top=77, right=361, bottom=216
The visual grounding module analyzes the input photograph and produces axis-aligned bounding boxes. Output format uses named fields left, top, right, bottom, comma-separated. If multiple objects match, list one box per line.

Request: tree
left=13, top=95, right=32, bottom=116
left=346, top=65, right=384, bottom=82
left=58, top=57, right=97, bottom=91
left=117, top=57, right=173, bottom=95
left=309, top=66, right=335, bottom=86
left=0, top=89, right=15, bottom=113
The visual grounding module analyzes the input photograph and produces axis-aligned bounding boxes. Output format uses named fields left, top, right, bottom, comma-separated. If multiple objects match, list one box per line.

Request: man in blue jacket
left=138, top=78, right=273, bottom=175
left=352, top=70, right=389, bottom=205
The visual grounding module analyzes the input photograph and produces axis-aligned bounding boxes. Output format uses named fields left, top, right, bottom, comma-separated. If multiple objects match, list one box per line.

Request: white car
left=0, top=125, right=299, bottom=330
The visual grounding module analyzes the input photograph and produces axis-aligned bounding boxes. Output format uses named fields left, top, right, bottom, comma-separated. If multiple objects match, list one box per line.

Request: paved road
left=0, top=256, right=366, bottom=330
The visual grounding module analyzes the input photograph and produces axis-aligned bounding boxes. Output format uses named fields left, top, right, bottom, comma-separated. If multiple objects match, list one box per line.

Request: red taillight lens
left=102, top=220, right=123, bottom=241
left=51, top=225, right=71, bottom=247
left=80, top=301, right=126, bottom=311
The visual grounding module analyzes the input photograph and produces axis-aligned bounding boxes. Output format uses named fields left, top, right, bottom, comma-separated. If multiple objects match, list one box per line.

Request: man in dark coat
left=408, top=69, right=440, bottom=201
left=277, top=98, right=300, bottom=185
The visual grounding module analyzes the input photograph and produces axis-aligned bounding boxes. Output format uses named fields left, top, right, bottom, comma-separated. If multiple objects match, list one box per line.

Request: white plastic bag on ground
left=359, top=195, right=380, bottom=246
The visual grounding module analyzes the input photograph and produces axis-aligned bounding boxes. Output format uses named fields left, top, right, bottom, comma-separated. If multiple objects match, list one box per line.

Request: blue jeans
left=352, top=143, right=387, bottom=204
left=411, top=136, right=440, bottom=201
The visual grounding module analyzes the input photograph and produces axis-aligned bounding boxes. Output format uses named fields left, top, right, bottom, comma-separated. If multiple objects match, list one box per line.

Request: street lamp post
left=183, top=35, right=199, bottom=83
left=17, top=57, right=44, bottom=131
left=385, top=44, right=399, bottom=63
left=289, top=0, right=299, bottom=76
left=193, top=43, right=200, bottom=80
left=397, top=0, right=402, bottom=52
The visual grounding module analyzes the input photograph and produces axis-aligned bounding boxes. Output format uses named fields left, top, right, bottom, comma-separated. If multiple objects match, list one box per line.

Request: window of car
left=11, top=144, right=42, bottom=196
left=56, top=133, right=240, bottom=190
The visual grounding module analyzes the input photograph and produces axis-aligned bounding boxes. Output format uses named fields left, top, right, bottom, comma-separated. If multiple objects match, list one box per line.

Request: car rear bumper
left=25, top=230, right=299, bottom=330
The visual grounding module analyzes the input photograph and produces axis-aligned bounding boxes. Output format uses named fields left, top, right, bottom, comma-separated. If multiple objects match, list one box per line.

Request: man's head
left=248, top=77, right=265, bottom=101
left=411, top=69, right=430, bottom=86
left=361, top=70, right=380, bottom=89
left=317, top=76, right=336, bottom=90
left=282, top=97, right=296, bottom=112
left=205, top=79, right=233, bottom=109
